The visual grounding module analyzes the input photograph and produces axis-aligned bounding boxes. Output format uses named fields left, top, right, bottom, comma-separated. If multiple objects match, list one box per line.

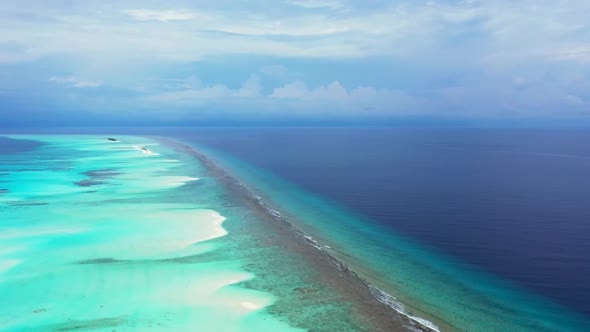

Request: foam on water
left=370, top=286, right=440, bottom=332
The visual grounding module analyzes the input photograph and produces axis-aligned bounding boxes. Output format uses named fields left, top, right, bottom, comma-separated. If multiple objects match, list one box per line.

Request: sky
left=0, top=0, right=589, bottom=126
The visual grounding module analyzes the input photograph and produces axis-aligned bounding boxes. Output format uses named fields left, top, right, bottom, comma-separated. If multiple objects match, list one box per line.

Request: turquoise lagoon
left=0, top=136, right=394, bottom=332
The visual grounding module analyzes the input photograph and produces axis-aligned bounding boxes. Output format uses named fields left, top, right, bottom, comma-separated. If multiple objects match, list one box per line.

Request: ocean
left=2, top=127, right=590, bottom=331
left=168, top=127, right=590, bottom=331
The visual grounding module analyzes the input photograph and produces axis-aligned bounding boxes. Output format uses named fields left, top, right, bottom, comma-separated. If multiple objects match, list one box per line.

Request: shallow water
left=0, top=135, right=387, bottom=332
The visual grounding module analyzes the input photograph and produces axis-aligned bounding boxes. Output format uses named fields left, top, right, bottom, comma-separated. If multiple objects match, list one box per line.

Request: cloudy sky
left=1, top=0, right=589, bottom=126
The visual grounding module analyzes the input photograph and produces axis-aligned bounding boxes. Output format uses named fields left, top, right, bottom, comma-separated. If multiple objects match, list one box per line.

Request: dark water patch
left=163, top=251, right=228, bottom=264
left=0, top=166, right=74, bottom=172
left=82, top=169, right=121, bottom=178
left=0, top=168, right=42, bottom=172
left=9, top=201, right=49, bottom=206
left=106, top=138, right=119, bottom=142
left=50, top=317, right=127, bottom=331
left=0, top=136, right=44, bottom=154
left=50, top=167, right=74, bottom=171
left=74, top=180, right=106, bottom=187
left=77, top=251, right=227, bottom=265
left=78, top=258, right=121, bottom=265
left=0, top=189, right=8, bottom=194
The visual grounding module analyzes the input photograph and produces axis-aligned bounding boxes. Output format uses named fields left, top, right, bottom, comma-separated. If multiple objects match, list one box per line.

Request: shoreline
left=156, top=136, right=442, bottom=332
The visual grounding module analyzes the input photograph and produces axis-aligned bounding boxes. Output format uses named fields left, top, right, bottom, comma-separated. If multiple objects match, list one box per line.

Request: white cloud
left=147, top=75, right=262, bottom=102
left=547, top=46, right=590, bottom=64
left=237, top=75, right=263, bottom=97
left=123, top=9, right=196, bottom=22
left=1, top=0, right=588, bottom=66
left=270, top=81, right=307, bottom=99
left=145, top=76, right=419, bottom=114
left=1, top=0, right=589, bottom=121
left=286, top=0, right=343, bottom=10
left=270, top=80, right=419, bottom=111
left=49, top=76, right=101, bottom=88
left=272, top=81, right=347, bottom=100
left=479, top=0, right=590, bottom=64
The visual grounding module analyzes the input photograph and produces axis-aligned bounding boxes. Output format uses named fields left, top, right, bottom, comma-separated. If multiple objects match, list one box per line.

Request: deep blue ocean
left=174, top=127, right=590, bottom=318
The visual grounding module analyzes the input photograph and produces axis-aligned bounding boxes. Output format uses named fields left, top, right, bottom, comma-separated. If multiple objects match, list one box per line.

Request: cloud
left=123, top=9, right=196, bottom=22
left=286, top=0, right=343, bottom=10
left=1, top=0, right=590, bottom=124
left=238, top=75, right=263, bottom=97
left=270, top=80, right=420, bottom=112
left=49, top=77, right=101, bottom=88
left=272, top=81, right=347, bottom=100
left=139, top=70, right=589, bottom=118
left=1, top=0, right=589, bottom=65
left=146, top=75, right=262, bottom=102
left=546, top=46, right=590, bottom=64
left=144, top=75, right=420, bottom=115
left=477, top=0, right=590, bottom=64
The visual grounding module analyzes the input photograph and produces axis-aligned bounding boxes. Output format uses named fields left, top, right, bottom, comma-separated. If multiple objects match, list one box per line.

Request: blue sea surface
left=0, top=137, right=43, bottom=154
left=168, top=127, right=590, bottom=330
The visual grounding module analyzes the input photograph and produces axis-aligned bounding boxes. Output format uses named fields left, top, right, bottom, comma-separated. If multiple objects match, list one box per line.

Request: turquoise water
left=187, top=141, right=590, bottom=332
left=0, top=136, right=381, bottom=332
